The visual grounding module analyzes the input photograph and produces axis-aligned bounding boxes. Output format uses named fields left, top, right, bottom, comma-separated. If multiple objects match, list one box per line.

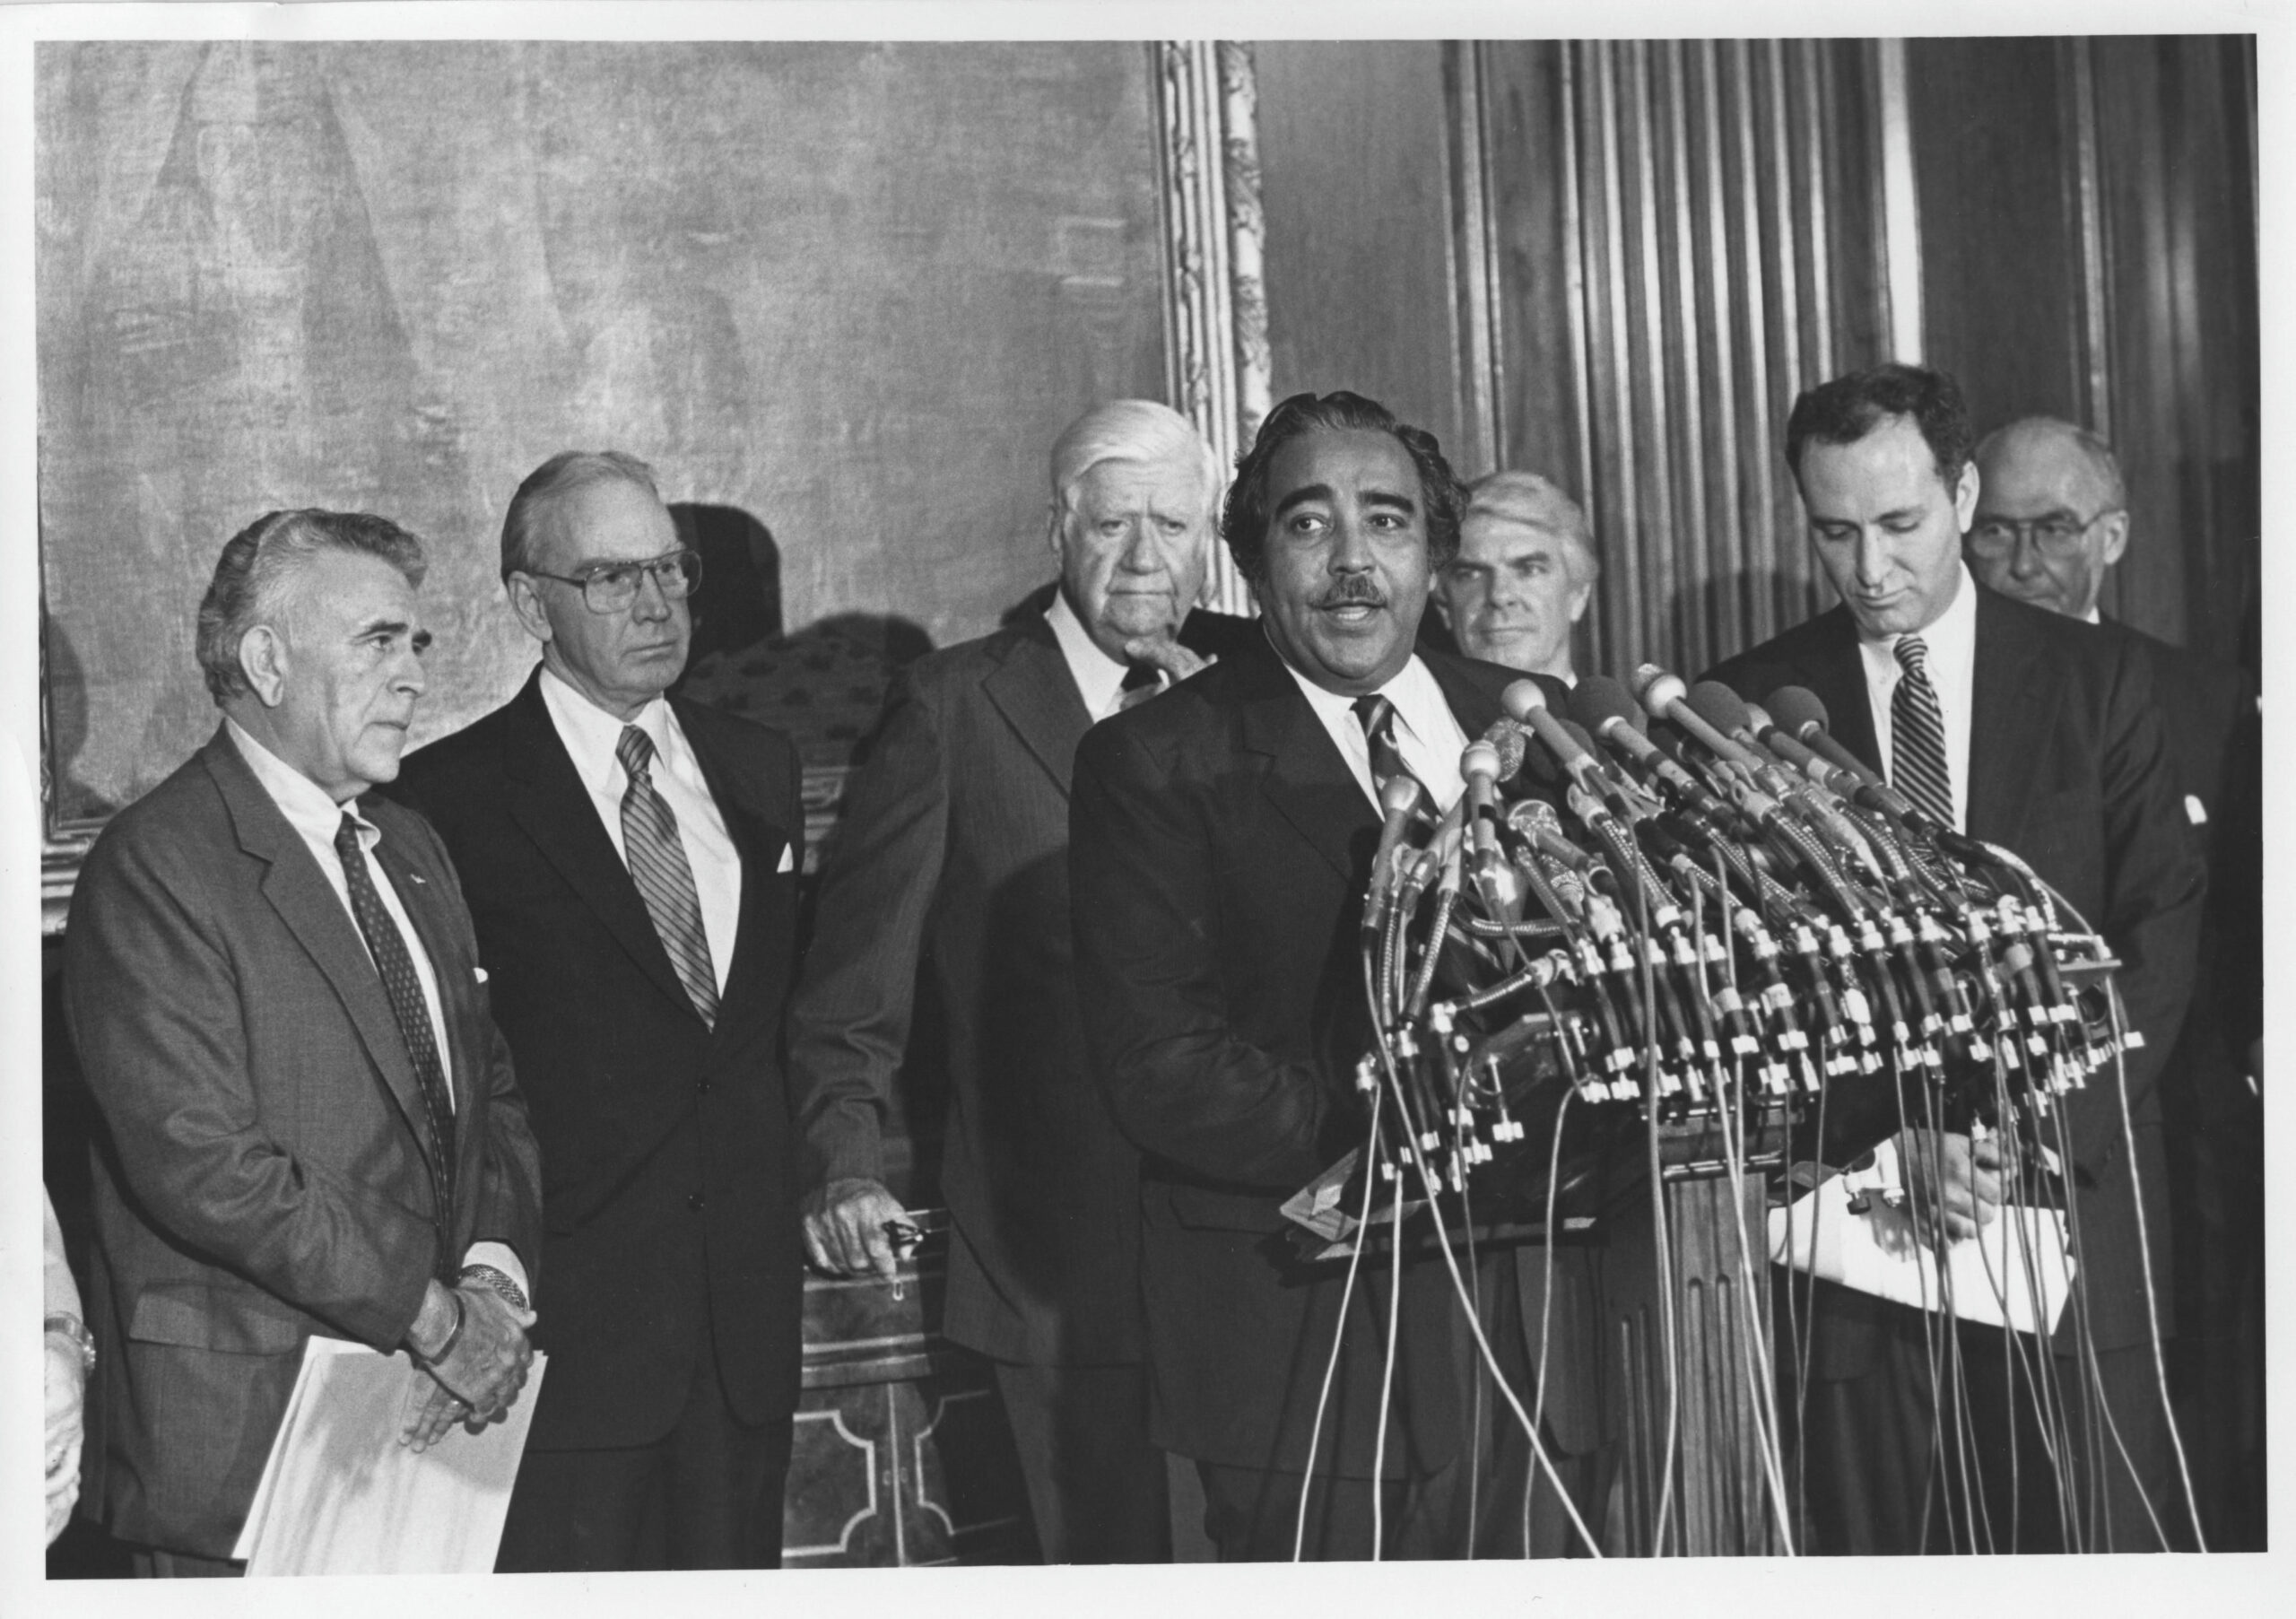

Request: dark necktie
left=617, top=726, right=720, bottom=1028
left=1116, top=662, right=1162, bottom=715
left=334, top=814, right=457, bottom=1227
left=1352, top=693, right=1416, bottom=796
left=1890, top=634, right=1954, bottom=829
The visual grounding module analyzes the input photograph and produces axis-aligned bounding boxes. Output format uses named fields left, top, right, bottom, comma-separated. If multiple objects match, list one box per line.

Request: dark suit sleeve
left=1070, top=719, right=1340, bottom=1190
left=2062, top=632, right=2206, bottom=1177
left=64, top=827, right=438, bottom=1350
left=786, top=669, right=949, bottom=1191
left=412, top=814, right=545, bottom=1280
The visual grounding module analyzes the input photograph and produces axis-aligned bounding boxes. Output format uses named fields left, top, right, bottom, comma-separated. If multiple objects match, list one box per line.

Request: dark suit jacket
left=788, top=601, right=1257, bottom=1366
left=1705, top=588, right=2205, bottom=1365
left=64, top=727, right=544, bottom=1558
left=2120, top=623, right=2255, bottom=1111
left=388, top=672, right=806, bottom=1449
left=1070, top=635, right=1570, bottom=1476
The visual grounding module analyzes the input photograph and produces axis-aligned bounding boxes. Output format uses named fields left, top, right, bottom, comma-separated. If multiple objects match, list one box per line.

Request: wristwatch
left=458, top=1263, right=530, bottom=1313
left=45, top=1312, right=96, bottom=1376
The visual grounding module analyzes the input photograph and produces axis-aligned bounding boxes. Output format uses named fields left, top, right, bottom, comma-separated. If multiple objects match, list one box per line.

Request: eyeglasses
left=524, top=548, right=703, bottom=614
left=1966, top=509, right=2120, bottom=560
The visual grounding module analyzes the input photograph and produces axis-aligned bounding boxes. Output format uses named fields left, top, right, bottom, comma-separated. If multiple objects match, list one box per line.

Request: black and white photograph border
left=0, top=2, right=2283, bottom=1616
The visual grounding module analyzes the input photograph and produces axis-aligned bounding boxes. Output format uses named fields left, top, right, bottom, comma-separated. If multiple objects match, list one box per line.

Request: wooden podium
left=1586, top=1113, right=1790, bottom=1557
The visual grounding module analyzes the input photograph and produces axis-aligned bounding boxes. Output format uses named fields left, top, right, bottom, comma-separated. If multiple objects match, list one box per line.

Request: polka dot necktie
left=1890, top=634, right=1954, bottom=830
left=617, top=727, right=720, bottom=1029
left=334, top=814, right=457, bottom=1232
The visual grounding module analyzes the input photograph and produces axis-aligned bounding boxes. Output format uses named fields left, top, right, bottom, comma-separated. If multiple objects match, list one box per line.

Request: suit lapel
left=1964, top=590, right=2055, bottom=846
left=1239, top=642, right=1376, bottom=882
left=1425, top=653, right=1508, bottom=742
left=500, top=675, right=697, bottom=1018
left=982, top=616, right=1094, bottom=799
left=1790, top=609, right=1882, bottom=777
left=203, top=731, right=433, bottom=1152
left=676, top=699, right=796, bottom=1054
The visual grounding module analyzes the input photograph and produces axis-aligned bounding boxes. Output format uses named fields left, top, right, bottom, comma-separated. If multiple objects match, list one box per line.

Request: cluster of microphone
left=1348, top=666, right=2134, bottom=1206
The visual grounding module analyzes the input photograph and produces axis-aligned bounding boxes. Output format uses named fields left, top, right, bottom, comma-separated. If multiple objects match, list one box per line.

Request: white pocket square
left=474, top=967, right=489, bottom=984
left=777, top=844, right=795, bottom=874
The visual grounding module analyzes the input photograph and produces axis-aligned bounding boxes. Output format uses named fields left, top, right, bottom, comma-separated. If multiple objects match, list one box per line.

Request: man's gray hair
left=196, top=509, right=428, bottom=704
left=1463, top=470, right=1599, bottom=583
left=1048, top=400, right=1221, bottom=522
left=500, top=449, right=664, bottom=581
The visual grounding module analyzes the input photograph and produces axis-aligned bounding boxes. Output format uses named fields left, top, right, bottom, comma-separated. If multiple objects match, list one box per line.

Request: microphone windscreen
left=1568, top=675, right=1645, bottom=736
left=1500, top=678, right=1550, bottom=722
left=1637, top=666, right=1689, bottom=715
left=1559, top=718, right=1603, bottom=760
left=1480, top=718, right=1528, bottom=781
left=1762, top=684, right=1831, bottom=736
left=1508, top=796, right=1566, bottom=843
left=1379, top=773, right=1424, bottom=817
left=1686, top=680, right=1755, bottom=736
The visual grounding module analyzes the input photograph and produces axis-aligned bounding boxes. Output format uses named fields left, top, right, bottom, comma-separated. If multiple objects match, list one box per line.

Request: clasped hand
left=1897, top=1127, right=2011, bottom=1244
left=401, top=1283, right=537, bottom=1452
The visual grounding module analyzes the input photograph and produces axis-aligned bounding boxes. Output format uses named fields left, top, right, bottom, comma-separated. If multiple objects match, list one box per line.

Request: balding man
left=1430, top=470, right=1596, bottom=682
left=1971, top=415, right=2260, bottom=1548
left=786, top=401, right=1255, bottom=1562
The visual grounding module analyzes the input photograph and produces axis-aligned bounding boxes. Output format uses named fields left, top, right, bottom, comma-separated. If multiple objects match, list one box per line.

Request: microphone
left=1570, top=675, right=1726, bottom=816
left=1762, top=686, right=1885, bottom=790
left=1506, top=797, right=1593, bottom=874
left=1461, top=738, right=1504, bottom=865
left=1479, top=717, right=1530, bottom=784
left=1362, top=773, right=1426, bottom=938
left=1745, top=700, right=1848, bottom=789
left=1632, top=666, right=1763, bottom=773
left=1763, top=685, right=1935, bottom=830
left=1501, top=678, right=1612, bottom=800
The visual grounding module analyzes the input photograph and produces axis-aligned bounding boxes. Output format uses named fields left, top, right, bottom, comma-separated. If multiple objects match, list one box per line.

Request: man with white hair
left=1431, top=470, right=1597, bottom=682
left=787, top=399, right=1254, bottom=1562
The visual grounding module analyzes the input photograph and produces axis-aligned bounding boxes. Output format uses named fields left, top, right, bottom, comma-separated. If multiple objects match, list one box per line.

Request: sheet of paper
left=1767, top=1139, right=2074, bottom=1336
left=231, top=1336, right=545, bottom=1575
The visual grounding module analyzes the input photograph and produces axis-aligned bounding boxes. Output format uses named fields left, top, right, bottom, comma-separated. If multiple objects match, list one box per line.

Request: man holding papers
left=64, top=509, right=544, bottom=1576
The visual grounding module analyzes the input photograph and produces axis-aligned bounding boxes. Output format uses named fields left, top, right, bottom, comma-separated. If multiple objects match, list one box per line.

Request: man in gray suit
left=787, top=400, right=1252, bottom=1562
left=64, top=509, right=544, bottom=1575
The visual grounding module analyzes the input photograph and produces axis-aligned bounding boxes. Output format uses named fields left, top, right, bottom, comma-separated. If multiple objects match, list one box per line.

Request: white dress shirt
left=1853, top=561, right=1979, bottom=832
left=1275, top=636, right=1470, bottom=814
left=226, top=718, right=526, bottom=1297
left=1048, top=588, right=1155, bottom=722
left=539, top=665, right=744, bottom=993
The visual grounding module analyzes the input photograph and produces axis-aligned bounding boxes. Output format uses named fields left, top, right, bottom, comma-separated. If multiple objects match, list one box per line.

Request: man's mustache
left=1315, top=578, right=1387, bottom=609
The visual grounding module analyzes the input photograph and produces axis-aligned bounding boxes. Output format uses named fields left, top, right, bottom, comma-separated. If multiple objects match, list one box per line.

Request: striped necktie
left=616, top=726, right=720, bottom=1028
left=1890, top=634, right=1954, bottom=829
left=334, top=814, right=457, bottom=1249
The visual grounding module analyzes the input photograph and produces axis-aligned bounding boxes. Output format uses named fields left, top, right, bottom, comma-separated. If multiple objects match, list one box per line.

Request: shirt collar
left=1272, top=633, right=1449, bottom=744
left=538, top=663, right=679, bottom=796
left=225, top=717, right=374, bottom=849
left=1045, top=585, right=1132, bottom=718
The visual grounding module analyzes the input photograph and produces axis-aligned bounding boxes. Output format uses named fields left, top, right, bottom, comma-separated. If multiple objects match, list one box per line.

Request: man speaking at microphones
left=1703, top=363, right=2203, bottom=1554
left=1068, top=391, right=1575, bottom=1560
